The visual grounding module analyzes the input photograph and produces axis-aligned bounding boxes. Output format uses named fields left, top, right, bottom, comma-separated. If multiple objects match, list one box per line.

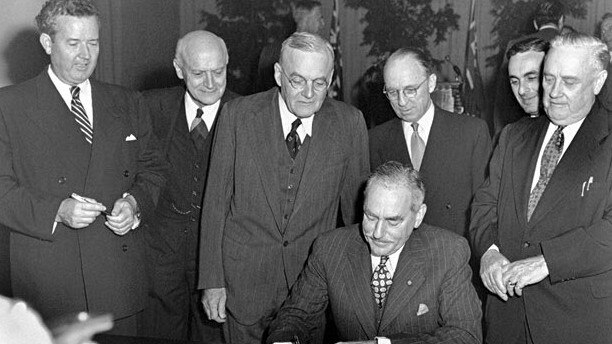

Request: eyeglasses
left=280, top=68, right=329, bottom=92
left=383, top=77, right=429, bottom=100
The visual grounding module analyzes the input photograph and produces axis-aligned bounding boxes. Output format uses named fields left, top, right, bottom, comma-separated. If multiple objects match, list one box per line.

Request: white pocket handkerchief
left=125, top=134, right=137, bottom=141
left=416, top=303, right=429, bottom=316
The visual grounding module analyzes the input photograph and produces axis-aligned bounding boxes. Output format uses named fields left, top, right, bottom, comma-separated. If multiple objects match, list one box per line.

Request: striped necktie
left=70, top=86, right=93, bottom=144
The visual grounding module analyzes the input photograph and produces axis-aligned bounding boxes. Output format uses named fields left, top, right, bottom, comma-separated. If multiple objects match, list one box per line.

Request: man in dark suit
left=507, top=37, right=548, bottom=118
left=267, top=162, right=482, bottom=344
left=139, top=30, right=237, bottom=342
left=0, top=0, right=165, bottom=335
left=470, top=32, right=612, bottom=344
left=199, top=32, right=369, bottom=343
left=493, top=0, right=564, bottom=134
left=369, top=48, right=491, bottom=239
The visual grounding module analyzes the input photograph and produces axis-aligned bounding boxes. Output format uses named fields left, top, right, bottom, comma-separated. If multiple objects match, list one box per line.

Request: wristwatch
left=375, top=337, right=391, bottom=344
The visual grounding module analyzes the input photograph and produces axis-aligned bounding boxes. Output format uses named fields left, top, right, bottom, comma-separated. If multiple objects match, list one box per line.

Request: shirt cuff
left=375, top=336, right=391, bottom=344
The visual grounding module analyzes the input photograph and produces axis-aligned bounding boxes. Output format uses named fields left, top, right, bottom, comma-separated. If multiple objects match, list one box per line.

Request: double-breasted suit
left=369, top=108, right=491, bottom=237
left=470, top=102, right=612, bottom=344
left=0, top=71, right=166, bottom=321
left=266, top=224, right=482, bottom=344
left=198, top=88, right=370, bottom=325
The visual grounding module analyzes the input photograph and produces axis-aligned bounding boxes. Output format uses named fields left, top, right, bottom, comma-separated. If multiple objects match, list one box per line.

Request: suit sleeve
left=340, top=109, right=370, bottom=225
left=266, top=236, right=330, bottom=344
left=125, top=93, right=168, bottom=221
left=469, top=125, right=512, bottom=258
left=0, top=104, right=62, bottom=240
left=390, top=238, right=482, bottom=344
left=198, top=102, right=236, bottom=290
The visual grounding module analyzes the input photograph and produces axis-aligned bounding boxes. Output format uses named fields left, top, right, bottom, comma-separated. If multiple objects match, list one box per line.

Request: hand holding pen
left=54, top=193, right=108, bottom=229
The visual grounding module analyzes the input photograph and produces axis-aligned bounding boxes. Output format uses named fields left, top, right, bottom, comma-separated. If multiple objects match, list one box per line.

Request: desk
left=94, top=334, right=206, bottom=344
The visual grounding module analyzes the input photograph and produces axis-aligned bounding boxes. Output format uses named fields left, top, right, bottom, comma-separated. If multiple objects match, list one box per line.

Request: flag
left=328, top=0, right=343, bottom=100
left=463, top=0, right=485, bottom=118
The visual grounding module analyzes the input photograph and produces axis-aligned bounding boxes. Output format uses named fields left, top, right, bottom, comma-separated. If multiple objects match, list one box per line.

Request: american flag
left=328, top=0, right=343, bottom=100
left=463, top=0, right=485, bottom=117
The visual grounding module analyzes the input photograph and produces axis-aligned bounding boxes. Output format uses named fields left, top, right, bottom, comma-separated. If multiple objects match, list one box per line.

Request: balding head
left=173, top=30, right=228, bottom=107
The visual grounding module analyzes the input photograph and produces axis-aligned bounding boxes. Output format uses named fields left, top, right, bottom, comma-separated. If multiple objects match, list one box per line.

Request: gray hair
left=279, top=32, right=334, bottom=67
left=365, top=161, right=425, bottom=212
left=549, top=32, right=610, bottom=72
left=174, top=30, right=228, bottom=67
left=36, top=0, right=99, bottom=37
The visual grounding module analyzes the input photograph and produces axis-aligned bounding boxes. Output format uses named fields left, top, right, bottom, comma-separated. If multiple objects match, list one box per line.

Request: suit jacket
left=369, top=108, right=491, bottom=237
left=492, top=27, right=559, bottom=134
left=470, top=102, right=612, bottom=344
left=198, top=88, right=370, bottom=324
left=143, top=86, right=238, bottom=252
left=0, top=71, right=166, bottom=320
left=266, top=224, right=482, bottom=344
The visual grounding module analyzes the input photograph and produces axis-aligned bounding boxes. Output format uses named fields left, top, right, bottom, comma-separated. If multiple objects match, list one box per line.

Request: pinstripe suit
left=198, top=88, right=370, bottom=333
left=267, top=224, right=482, bottom=344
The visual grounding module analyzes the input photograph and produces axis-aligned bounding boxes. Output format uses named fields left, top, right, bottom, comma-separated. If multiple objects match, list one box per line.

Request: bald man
left=139, top=30, right=238, bottom=342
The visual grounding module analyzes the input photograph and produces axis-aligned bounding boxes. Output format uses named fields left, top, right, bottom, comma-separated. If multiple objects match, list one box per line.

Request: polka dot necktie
left=371, top=255, right=393, bottom=308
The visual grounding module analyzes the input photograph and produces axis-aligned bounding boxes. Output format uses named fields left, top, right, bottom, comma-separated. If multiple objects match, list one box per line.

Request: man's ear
left=427, top=73, right=437, bottom=94
left=39, top=33, right=52, bottom=55
left=593, top=69, right=608, bottom=95
left=273, top=62, right=283, bottom=87
left=413, top=203, right=427, bottom=228
left=173, top=59, right=184, bottom=80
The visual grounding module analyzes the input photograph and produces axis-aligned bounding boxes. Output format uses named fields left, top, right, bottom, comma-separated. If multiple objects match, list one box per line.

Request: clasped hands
left=55, top=194, right=139, bottom=235
left=480, top=250, right=549, bottom=301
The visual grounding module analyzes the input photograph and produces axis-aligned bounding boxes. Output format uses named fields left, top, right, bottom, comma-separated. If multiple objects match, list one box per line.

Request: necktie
left=371, top=255, right=392, bottom=308
left=527, top=125, right=565, bottom=221
left=70, top=86, right=93, bottom=144
left=286, top=119, right=302, bottom=159
left=411, top=122, right=425, bottom=170
left=190, top=108, right=209, bottom=145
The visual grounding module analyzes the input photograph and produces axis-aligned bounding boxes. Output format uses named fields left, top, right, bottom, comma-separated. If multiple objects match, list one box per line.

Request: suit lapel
left=420, top=108, right=447, bottom=173
left=292, top=100, right=339, bottom=212
left=386, top=119, right=413, bottom=167
left=30, top=72, right=90, bottom=173
left=249, top=91, right=283, bottom=232
left=511, top=118, right=547, bottom=227
left=529, top=105, right=610, bottom=224
left=344, top=233, right=378, bottom=337
left=379, top=231, right=426, bottom=333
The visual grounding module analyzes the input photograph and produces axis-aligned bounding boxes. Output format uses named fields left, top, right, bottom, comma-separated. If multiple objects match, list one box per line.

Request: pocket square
left=416, top=303, right=429, bottom=316
left=125, top=134, right=137, bottom=141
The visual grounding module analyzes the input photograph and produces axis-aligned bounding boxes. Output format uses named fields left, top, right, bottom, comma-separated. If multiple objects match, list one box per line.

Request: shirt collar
left=401, top=100, right=435, bottom=142
left=184, top=91, right=222, bottom=129
left=371, top=244, right=405, bottom=276
left=278, top=91, right=314, bottom=139
left=47, top=65, right=91, bottom=107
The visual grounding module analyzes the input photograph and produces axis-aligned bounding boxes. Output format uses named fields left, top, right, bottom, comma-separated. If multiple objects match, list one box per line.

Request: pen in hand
left=71, top=193, right=111, bottom=216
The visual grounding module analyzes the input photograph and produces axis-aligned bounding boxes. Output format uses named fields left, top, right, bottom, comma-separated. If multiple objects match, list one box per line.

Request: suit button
left=193, top=176, right=199, bottom=182
left=445, top=203, right=451, bottom=209
left=283, top=241, right=289, bottom=247
left=58, top=176, right=67, bottom=184
left=123, top=170, right=130, bottom=177
left=523, top=241, right=531, bottom=248
left=121, top=244, right=128, bottom=252
left=284, top=214, right=289, bottom=220
left=407, top=280, right=412, bottom=285
left=288, top=184, right=294, bottom=190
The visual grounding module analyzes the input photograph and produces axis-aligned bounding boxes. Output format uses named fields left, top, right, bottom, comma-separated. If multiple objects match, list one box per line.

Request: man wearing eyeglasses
left=369, top=48, right=491, bottom=242
left=198, top=32, right=369, bottom=343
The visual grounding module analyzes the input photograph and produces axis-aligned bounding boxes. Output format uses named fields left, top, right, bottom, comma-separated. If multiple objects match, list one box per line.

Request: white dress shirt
left=401, top=101, right=435, bottom=157
left=184, top=91, right=221, bottom=130
left=278, top=93, right=313, bottom=142
left=48, top=65, right=93, bottom=126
